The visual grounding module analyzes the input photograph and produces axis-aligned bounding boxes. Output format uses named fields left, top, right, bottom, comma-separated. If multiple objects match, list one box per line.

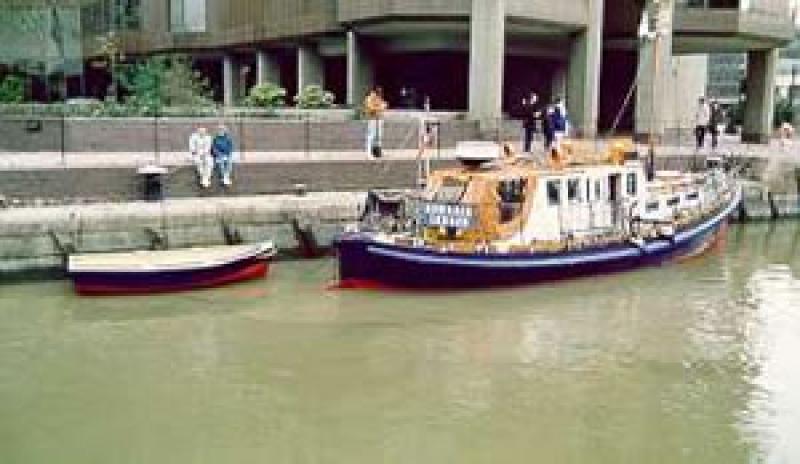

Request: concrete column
left=551, top=66, right=567, bottom=101
left=298, top=44, right=324, bottom=91
left=347, top=30, right=374, bottom=107
left=223, top=54, right=235, bottom=107
left=468, top=0, right=505, bottom=132
left=743, top=48, right=778, bottom=144
left=256, top=49, right=281, bottom=86
left=634, top=0, right=674, bottom=142
left=566, top=0, right=603, bottom=138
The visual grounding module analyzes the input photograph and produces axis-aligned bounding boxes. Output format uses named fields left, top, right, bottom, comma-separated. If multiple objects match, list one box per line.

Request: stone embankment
left=0, top=193, right=364, bottom=280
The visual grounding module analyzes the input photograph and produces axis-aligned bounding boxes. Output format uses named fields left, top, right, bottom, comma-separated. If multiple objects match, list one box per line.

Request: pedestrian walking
left=189, top=126, right=213, bottom=188
left=552, top=102, right=568, bottom=150
left=694, top=97, right=711, bottom=150
left=709, top=100, right=724, bottom=150
left=521, top=92, right=541, bottom=154
left=555, top=97, right=570, bottom=137
left=543, top=105, right=556, bottom=153
left=212, top=125, right=235, bottom=187
left=364, top=87, right=388, bottom=158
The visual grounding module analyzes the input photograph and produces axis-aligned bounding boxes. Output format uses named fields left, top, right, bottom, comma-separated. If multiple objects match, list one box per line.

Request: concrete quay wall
left=0, top=193, right=365, bottom=280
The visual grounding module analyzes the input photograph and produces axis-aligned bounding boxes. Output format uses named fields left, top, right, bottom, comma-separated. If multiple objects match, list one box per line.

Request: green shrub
left=245, top=82, right=287, bottom=108
left=121, top=55, right=213, bottom=115
left=0, top=75, right=25, bottom=103
left=774, top=97, right=794, bottom=128
left=294, top=85, right=335, bottom=109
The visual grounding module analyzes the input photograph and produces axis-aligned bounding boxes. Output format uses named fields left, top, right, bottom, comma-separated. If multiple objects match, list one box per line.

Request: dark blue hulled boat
left=335, top=141, right=741, bottom=290
left=68, top=242, right=276, bottom=295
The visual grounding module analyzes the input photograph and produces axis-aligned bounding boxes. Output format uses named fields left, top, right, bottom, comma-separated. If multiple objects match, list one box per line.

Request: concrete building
left=2, top=0, right=796, bottom=142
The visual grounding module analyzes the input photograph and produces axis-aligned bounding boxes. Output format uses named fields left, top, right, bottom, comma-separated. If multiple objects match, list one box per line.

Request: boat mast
left=646, top=0, right=670, bottom=181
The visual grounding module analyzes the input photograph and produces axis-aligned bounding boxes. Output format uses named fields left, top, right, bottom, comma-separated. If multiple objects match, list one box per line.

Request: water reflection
left=0, top=223, right=798, bottom=463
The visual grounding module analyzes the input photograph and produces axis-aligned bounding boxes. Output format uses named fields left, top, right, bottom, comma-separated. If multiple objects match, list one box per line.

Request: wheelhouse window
left=626, top=173, right=638, bottom=196
left=497, top=178, right=527, bottom=204
left=498, top=178, right=527, bottom=223
left=547, top=180, right=561, bottom=206
left=567, top=178, right=581, bottom=203
left=170, top=0, right=206, bottom=33
left=686, top=192, right=700, bottom=201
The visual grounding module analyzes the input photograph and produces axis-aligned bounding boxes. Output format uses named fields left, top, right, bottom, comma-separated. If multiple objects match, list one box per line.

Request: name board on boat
left=418, top=202, right=476, bottom=229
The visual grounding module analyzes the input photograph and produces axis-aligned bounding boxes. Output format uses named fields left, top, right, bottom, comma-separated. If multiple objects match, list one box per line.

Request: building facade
left=2, top=0, right=796, bottom=142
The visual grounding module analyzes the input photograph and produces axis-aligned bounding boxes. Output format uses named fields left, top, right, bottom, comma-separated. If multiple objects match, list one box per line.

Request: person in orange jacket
left=364, top=87, right=388, bottom=157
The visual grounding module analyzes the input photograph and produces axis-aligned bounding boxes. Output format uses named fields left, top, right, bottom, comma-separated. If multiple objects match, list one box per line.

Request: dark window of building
left=646, top=201, right=660, bottom=213
left=687, top=192, right=700, bottom=201
left=667, top=196, right=680, bottom=207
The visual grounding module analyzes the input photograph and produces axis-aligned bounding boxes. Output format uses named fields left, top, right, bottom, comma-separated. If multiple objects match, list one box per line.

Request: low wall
left=0, top=117, right=491, bottom=153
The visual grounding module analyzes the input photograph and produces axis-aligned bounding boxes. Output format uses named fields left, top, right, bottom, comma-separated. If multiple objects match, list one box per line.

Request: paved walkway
left=1, top=136, right=799, bottom=171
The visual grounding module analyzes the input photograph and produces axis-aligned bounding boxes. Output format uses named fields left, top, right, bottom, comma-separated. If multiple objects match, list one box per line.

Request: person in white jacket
left=189, top=126, right=213, bottom=188
left=694, top=97, right=711, bottom=150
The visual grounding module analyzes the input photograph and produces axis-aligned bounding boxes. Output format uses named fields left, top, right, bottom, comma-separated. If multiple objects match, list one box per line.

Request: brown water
left=1, top=222, right=799, bottom=463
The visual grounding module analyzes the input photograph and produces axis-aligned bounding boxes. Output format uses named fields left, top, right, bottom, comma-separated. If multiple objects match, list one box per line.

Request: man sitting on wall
left=212, top=125, right=235, bottom=187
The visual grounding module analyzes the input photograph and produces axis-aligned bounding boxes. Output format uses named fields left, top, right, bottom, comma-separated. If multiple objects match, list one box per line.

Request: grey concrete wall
left=0, top=118, right=482, bottom=153
left=0, top=192, right=365, bottom=278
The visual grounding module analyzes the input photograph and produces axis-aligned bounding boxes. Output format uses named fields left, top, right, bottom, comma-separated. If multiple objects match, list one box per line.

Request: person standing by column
left=542, top=104, right=556, bottom=154
left=521, top=92, right=541, bottom=154
left=189, top=126, right=213, bottom=188
left=555, top=97, right=570, bottom=137
left=552, top=101, right=568, bottom=151
left=694, top=97, right=711, bottom=151
left=364, top=87, right=388, bottom=158
left=212, top=125, right=235, bottom=187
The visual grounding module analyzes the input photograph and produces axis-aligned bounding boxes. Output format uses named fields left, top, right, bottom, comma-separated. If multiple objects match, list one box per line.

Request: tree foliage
left=120, top=55, right=212, bottom=115
left=0, top=75, right=25, bottom=103
left=774, top=96, right=795, bottom=128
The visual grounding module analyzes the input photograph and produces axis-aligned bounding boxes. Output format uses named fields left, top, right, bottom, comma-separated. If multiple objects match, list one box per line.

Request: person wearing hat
left=212, top=125, right=235, bottom=187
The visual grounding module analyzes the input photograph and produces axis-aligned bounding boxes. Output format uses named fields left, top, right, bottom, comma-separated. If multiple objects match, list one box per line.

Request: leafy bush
left=774, top=97, right=794, bottom=128
left=0, top=75, right=25, bottom=103
left=294, top=85, right=335, bottom=109
left=245, top=82, right=287, bottom=108
left=121, top=55, right=213, bottom=115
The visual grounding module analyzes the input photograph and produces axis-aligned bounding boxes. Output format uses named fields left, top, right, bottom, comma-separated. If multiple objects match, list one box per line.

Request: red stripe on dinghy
left=74, top=262, right=269, bottom=296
